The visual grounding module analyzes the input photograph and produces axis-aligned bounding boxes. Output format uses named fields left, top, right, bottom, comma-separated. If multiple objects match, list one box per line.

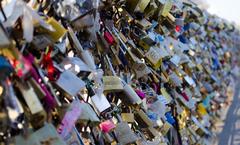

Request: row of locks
left=0, top=0, right=239, bottom=145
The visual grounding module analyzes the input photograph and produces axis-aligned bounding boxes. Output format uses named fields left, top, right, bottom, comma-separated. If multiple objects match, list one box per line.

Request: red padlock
left=104, top=31, right=115, bottom=45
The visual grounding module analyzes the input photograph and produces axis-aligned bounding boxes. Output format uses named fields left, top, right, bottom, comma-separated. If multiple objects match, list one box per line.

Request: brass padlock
left=144, top=1, right=158, bottom=17
left=0, top=23, right=11, bottom=48
left=38, top=17, right=67, bottom=42
left=121, top=106, right=135, bottom=123
left=161, top=122, right=172, bottom=135
left=135, top=19, right=153, bottom=30
left=126, top=0, right=150, bottom=13
left=134, top=109, right=153, bottom=128
left=16, top=81, right=46, bottom=129
left=145, top=47, right=162, bottom=69
left=158, top=0, right=173, bottom=17
left=138, top=36, right=155, bottom=50
left=103, top=76, right=124, bottom=92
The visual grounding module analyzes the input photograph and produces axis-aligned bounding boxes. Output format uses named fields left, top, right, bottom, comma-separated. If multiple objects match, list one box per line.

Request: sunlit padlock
left=60, top=57, right=92, bottom=75
left=38, top=17, right=67, bottom=42
left=55, top=70, right=86, bottom=99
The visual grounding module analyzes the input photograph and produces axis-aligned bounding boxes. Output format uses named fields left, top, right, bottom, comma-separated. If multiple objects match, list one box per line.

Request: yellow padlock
left=41, top=17, right=67, bottom=42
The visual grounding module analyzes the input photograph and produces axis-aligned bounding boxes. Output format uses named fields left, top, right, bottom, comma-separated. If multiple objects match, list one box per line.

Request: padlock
left=114, top=116, right=139, bottom=145
left=161, top=122, right=172, bottom=135
left=25, top=55, right=60, bottom=108
left=90, top=93, right=111, bottom=113
left=183, top=75, right=196, bottom=87
left=122, top=82, right=142, bottom=105
left=191, top=116, right=210, bottom=137
left=133, top=61, right=152, bottom=79
left=99, top=120, right=116, bottom=133
left=197, top=103, right=207, bottom=117
left=38, top=17, right=67, bottom=42
left=121, top=106, right=135, bottom=123
left=28, top=77, right=46, bottom=100
left=55, top=70, right=86, bottom=99
left=145, top=47, right=162, bottom=69
left=71, top=9, right=95, bottom=30
left=104, top=31, right=115, bottom=45
left=78, top=102, right=100, bottom=126
left=175, top=18, right=184, bottom=27
left=134, top=109, right=154, bottom=128
left=138, top=36, right=155, bottom=50
left=148, top=100, right=166, bottom=119
left=144, top=1, right=158, bottom=17
left=15, top=123, right=67, bottom=145
left=159, top=0, right=173, bottom=17
left=169, top=72, right=183, bottom=87
left=16, top=81, right=46, bottom=129
left=0, top=23, right=11, bottom=48
left=58, top=100, right=82, bottom=138
left=160, top=87, right=172, bottom=104
left=146, top=127, right=161, bottom=139
left=0, top=56, right=14, bottom=79
left=31, top=34, right=53, bottom=50
left=60, top=57, right=92, bottom=74
left=68, top=27, right=96, bottom=70
left=103, top=76, right=123, bottom=92
left=170, top=55, right=181, bottom=67
left=135, top=19, right=153, bottom=30
left=126, top=0, right=150, bottom=13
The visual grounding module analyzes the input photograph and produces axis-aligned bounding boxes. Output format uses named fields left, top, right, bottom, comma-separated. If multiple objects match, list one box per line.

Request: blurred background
left=191, top=1, right=240, bottom=145
left=193, top=0, right=240, bottom=24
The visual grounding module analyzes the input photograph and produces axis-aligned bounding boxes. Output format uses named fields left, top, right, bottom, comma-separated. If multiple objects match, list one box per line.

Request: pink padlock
left=104, top=31, right=115, bottom=45
left=135, top=89, right=146, bottom=99
left=99, top=120, right=116, bottom=133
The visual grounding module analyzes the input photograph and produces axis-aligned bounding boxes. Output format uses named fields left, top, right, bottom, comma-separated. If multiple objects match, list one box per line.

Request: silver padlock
left=114, top=114, right=139, bottom=145
left=68, top=27, right=96, bottom=70
left=55, top=70, right=86, bottom=98
left=90, top=93, right=111, bottom=114
left=60, top=57, right=92, bottom=74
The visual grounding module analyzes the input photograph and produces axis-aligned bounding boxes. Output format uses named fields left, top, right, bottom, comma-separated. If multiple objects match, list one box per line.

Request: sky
left=206, top=0, right=240, bottom=24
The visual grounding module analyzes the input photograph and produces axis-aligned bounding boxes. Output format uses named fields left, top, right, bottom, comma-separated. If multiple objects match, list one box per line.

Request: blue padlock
left=0, top=56, right=13, bottom=79
left=165, top=112, right=176, bottom=125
